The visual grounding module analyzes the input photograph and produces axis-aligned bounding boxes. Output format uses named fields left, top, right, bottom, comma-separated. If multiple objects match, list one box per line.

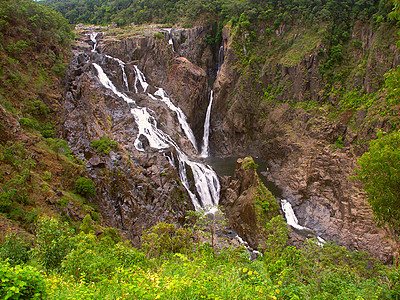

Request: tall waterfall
left=200, top=91, right=213, bottom=157
left=90, top=32, right=98, bottom=52
left=89, top=33, right=219, bottom=211
left=217, top=45, right=224, bottom=73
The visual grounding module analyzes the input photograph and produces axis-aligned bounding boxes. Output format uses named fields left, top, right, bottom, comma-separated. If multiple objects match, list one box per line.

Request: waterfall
left=217, top=45, right=224, bottom=73
left=281, top=199, right=326, bottom=245
left=105, top=55, right=129, bottom=91
left=165, top=29, right=174, bottom=50
left=281, top=199, right=305, bottom=230
left=90, top=32, right=98, bottom=52
left=133, top=65, right=148, bottom=92
left=200, top=91, right=213, bottom=157
left=88, top=33, right=219, bottom=211
left=150, top=88, right=197, bottom=152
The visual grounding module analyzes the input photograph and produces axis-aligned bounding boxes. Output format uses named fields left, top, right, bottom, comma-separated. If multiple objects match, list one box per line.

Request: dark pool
left=204, top=156, right=283, bottom=198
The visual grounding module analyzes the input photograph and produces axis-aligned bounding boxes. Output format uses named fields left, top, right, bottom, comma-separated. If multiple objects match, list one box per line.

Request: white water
left=217, top=45, right=224, bottom=73
left=281, top=199, right=305, bottom=230
left=151, top=88, right=198, bottom=152
left=165, top=29, right=174, bottom=50
left=90, top=33, right=220, bottom=211
left=133, top=65, right=148, bottom=92
left=281, top=199, right=326, bottom=245
left=90, top=32, right=98, bottom=52
left=105, top=55, right=129, bottom=91
left=200, top=91, right=213, bottom=157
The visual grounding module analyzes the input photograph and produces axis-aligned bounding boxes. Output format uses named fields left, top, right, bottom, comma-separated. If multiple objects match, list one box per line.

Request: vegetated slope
left=0, top=0, right=102, bottom=237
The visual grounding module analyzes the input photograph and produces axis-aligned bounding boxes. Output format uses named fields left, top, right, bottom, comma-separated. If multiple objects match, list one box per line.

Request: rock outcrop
left=221, top=157, right=279, bottom=249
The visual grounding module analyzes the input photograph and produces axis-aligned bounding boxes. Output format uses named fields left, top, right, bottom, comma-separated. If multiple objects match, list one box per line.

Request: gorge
left=3, top=0, right=400, bottom=297
left=59, top=21, right=397, bottom=261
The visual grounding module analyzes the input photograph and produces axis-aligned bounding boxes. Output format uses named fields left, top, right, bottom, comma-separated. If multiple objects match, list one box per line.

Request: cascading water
left=166, top=29, right=174, bottom=49
left=200, top=91, right=213, bottom=157
left=281, top=199, right=305, bottom=230
left=90, top=32, right=98, bottom=52
left=217, top=45, right=224, bottom=73
left=151, top=88, right=197, bottom=152
left=281, top=199, right=326, bottom=245
left=105, top=55, right=129, bottom=91
left=89, top=32, right=219, bottom=211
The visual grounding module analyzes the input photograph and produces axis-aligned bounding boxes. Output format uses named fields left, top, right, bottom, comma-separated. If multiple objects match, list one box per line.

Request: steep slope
left=210, top=20, right=399, bottom=260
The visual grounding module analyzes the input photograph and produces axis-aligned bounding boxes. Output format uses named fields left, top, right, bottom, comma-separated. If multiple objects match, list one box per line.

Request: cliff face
left=98, top=26, right=213, bottom=143
left=61, top=21, right=398, bottom=260
left=210, top=23, right=398, bottom=261
left=62, top=28, right=205, bottom=243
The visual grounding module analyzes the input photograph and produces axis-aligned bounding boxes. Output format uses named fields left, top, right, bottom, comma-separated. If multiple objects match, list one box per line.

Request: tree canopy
left=357, top=131, right=400, bottom=236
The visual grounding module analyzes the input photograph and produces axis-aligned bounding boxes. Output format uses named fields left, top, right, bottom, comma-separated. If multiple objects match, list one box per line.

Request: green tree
left=357, top=130, right=400, bottom=239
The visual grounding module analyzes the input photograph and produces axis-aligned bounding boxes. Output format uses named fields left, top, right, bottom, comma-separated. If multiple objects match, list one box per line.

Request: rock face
left=62, top=30, right=200, bottom=243
left=210, top=23, right=398, bottom=260
left=62, top=23, right=397, bottom=261
left=221, top=157, right=279, bottom=249
left=98, top=26, right=211, bottom=143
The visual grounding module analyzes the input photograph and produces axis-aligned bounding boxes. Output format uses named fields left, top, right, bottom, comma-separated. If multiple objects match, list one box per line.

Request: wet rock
left=61, top=30, right=197, bottom=242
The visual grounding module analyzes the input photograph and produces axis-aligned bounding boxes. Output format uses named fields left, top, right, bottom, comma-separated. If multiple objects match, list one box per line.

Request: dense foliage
left=0, top=0, right=97, bottom=232
left=42, top=0, right=392, bottom=28
left=1, top=217, right=399, bottom=299
left=357, top=130, right=400, bottom=236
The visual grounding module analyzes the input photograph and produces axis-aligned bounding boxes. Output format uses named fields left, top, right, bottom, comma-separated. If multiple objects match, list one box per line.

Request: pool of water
left=204, top=156, right=282, bottom=198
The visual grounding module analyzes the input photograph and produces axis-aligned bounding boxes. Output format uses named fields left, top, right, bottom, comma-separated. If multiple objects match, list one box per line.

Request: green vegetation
left=91, top=137, right=118, bottom=155
left=0, top=0, right=96, bottom=234
left=75, top=177, right=96, bottom=197
left=243, top=156, right=258, bottom=170
left=0, top=217, right=398, bottom=299
left=0, top=261, right=46, bottom=299
left=357, top=130, right=400, bottom=238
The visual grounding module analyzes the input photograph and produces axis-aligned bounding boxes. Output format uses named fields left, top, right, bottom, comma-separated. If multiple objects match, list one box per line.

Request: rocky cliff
left=211, top=22, right=398, bottom=261
left=62, top=27, right=207, bottom=243
left=61, top=21, right=398, bottom=260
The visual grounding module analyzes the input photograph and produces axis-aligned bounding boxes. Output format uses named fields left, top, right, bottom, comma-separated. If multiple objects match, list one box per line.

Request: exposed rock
left=210, top=22, right=398, bottom=260
left=221, top=157, right=279, bottom=250
left=0, top=106, right=23, bottom=143
left=62, top=32, right=197, bottom=243
left=98, top=27, right=210, bottom=143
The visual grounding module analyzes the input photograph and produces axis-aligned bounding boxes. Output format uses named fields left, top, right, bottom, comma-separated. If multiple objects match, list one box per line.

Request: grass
left=279, top=27, right=325, bottom=67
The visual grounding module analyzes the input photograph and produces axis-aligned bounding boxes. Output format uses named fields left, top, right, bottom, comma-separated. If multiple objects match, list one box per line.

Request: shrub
left=62, top=232, right=145, bottom=282
left=31, top=217, right=74, bottom=271
left=75, top=177, right=96, bottom=197
left=357, top=130, right=400, bottom=235
left=80, top=214, right=95, bottom=234
left=45, top=138, right=72, bottom=158
left=91, top=137, right=118, bottom=155
left=153, top=32, right=165, bottom=39
left=0, top=261, right=46, bottom=299
left=20, top=117, right=40, bottom=130
left=0, top=234, right=30, bottom=266
left=141, top=222, right=194, bottom=258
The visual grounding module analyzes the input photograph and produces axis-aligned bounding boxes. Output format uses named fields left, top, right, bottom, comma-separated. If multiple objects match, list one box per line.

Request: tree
left=357, top=130, right=400, bottom=239
left=186, top=206, right=226, bottom=251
